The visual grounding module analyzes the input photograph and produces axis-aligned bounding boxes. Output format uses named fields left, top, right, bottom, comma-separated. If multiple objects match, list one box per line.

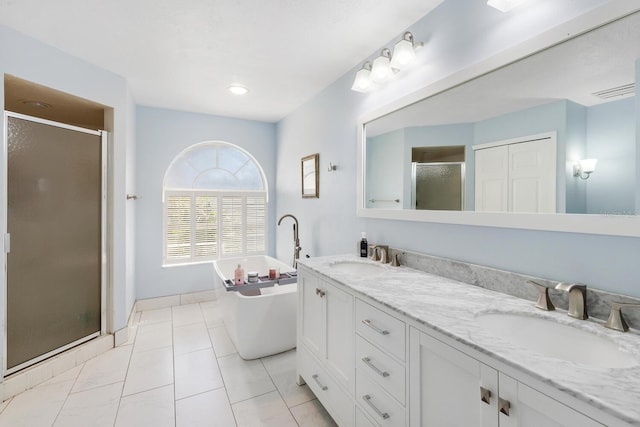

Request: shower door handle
left=3, top=233, right=9, bottom=253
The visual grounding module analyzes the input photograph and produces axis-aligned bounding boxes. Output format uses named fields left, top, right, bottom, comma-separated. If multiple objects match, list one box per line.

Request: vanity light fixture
left=351, top=61, right=373, bottom=93
left=370, top=48, right=394, bottom=84
left=389, top=32, right=422, bottom=70
left=573, top=158, right=598, bottom=180
left=228, top=85, right=249, bottom=95
left=351, top=30, right=423, bottom=93
left=487, top=0, right=528, bottom=12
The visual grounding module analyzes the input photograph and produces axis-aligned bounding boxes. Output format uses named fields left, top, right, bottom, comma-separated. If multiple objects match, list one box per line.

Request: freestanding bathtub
left=213, top=255, right=297, bottom=360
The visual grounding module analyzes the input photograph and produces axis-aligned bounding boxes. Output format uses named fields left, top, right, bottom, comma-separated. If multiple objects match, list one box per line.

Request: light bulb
left=579, top=158, right=597, bottom=173
left=351, top=65, right=372, bottom=93
left=390, top=38, right=416, bottom=70
left=371, top=53, right=392, bottom=84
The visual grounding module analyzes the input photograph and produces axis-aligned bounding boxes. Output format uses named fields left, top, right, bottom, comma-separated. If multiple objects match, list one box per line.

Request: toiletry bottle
left=360, top=232, right=368, bottom=257
left=234, top=264, right=244, bottom=286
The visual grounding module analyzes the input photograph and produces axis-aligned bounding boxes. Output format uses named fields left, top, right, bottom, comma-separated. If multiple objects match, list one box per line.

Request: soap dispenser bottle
left=360, top=232, right=368, bottom=258
left=234, top=264, right=244, bottom=286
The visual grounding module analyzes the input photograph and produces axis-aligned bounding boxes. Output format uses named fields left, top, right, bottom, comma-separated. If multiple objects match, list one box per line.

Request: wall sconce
left=487, top=0, right=528, bottom=12
left=351, top=31, right=422, bottom=93
left=351, top=61, right=373, bottom=93
left=390, top=32, right=423, bottom=70
left=573, top=159, right=598, bottom=180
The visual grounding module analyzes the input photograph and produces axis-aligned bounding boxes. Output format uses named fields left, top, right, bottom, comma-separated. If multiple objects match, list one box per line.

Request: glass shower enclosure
left=4, top=112, right=106, bottom=374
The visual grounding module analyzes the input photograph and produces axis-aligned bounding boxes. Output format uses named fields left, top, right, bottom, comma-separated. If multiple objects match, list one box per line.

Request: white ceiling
left=0, top=0, right=444, bottom=122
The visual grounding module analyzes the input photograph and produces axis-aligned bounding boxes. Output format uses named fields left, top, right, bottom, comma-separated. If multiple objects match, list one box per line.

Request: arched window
left=163, top=141, right=267, bottom=265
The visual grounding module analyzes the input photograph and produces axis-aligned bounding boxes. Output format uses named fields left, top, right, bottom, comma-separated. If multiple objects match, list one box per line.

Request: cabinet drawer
left=356, top=407, right=378, bottom=427
left=355, top=299, right=406, bottom=361
left=356, top=334, right=405, bottom=404
left=299, top=347, right=354, bottom=427
left=356, top=368, right=406, bottom=427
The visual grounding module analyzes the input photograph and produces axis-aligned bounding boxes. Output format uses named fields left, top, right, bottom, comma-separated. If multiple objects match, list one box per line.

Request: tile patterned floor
left=0, top=301, right=337, bottom=427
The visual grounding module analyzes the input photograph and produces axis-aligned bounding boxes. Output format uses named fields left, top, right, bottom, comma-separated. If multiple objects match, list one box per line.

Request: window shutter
left=195, top=195, right=218, bottom=258
left=246, top=196, right=266, bottom=253
left=221, top=196, right=243, bottom=256
left=166, top=195, right=191, bottom=260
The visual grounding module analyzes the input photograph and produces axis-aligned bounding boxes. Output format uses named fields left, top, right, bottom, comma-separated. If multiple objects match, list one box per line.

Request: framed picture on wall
left=301, top=153, right=319, bottom=198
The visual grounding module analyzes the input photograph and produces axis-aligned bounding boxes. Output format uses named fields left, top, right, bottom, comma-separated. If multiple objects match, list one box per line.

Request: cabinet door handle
left=480, top=386, right=492, bottom=405
left=311, top=374, right=328, bottom=391
left=362, top=357, right=390, bottom=377
left=498, top=397, right=511, bottom=416
left=315, top=288, right=326, bottom=298
left=362, top=394, right=390, bottom=420
left=362, top=319, right=390, bottom=335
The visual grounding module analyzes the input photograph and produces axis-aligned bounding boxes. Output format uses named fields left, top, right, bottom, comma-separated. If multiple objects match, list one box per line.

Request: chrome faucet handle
left=527, top=281, right=555, bottom=311
left=390, top=253, right=401, bottom=267
left=555, top=283, right=588, bottom=320
left=604, top=303, right=640, bottom=332
left=370, top=245, right=380, bottom=261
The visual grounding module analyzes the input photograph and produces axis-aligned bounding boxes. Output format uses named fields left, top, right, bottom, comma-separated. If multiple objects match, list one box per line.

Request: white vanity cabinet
left=409, top=327, right=604, bottom=427
left=354, top=298, right=408, bottom=427
left=298, top=266, right=355, bottom=426
left=297, top=260, right=620, bottom=427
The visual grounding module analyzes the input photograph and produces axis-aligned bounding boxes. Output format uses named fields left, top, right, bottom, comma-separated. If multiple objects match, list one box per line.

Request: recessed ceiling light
left=19, top=99, right=52, bottom=109
left=228, top=85, right=249, bottom=95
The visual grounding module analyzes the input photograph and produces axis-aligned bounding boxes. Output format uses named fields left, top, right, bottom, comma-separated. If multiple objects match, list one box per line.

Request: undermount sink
left=328, top=261, right=387, bottom=276
left=473, top=313, right=637, bottom=369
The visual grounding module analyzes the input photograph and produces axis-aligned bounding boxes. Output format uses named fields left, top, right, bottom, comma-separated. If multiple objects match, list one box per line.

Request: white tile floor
left=0, top=301, right=337, bottom=427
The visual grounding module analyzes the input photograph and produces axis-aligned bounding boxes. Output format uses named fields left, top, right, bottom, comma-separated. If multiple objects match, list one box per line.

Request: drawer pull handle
left=315, top=288, right=326, bottom=298
left=480, top=386, right=492, bottom=405
left=499, top=397, right=511, bottom=416
left=362, top=357, right=390, bottom=378
left=362, top=394, right=390, bottom=420
left=311, top=374, right=328, bottom=391
left=362, top=319, right=390, bottom=335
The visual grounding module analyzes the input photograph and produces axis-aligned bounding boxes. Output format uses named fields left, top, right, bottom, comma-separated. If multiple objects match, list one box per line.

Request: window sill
left=162, top=260, right=213, bottom=268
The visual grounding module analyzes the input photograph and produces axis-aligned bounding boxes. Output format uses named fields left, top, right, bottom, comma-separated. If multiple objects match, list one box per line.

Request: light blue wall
left=0, top=25, right=135, bottom=338
left=135, top=106, right=277, bottom=300
left=276, top=0, right=640, bottom=297
left=586, top=97, right=636, bottom=215
left=366, top=129, right=405, bottom=209
left=565, top=101, right=588, bottom=213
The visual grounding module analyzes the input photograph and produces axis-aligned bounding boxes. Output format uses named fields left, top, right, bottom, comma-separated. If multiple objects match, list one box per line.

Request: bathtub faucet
left=278, top=214, right=301, bottom=268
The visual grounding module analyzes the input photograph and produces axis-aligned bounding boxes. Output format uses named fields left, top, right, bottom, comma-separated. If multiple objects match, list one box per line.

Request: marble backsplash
left=389, top=247, right=640, bottom=330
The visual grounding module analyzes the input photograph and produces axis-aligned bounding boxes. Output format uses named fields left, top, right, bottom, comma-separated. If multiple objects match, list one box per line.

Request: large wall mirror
left=358, top=8, right=640, bottom=237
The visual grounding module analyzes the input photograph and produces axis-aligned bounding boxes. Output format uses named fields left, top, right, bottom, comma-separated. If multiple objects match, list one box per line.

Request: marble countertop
left=299, top=254, right=640, bottom=425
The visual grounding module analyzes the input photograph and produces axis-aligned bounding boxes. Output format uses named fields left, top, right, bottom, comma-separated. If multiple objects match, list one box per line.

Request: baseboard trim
left=135, top=289, right=219, bottom=312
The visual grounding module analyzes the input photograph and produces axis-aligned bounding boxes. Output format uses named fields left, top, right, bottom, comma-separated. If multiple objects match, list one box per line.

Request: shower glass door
left=5, top=112, right=104, bottom=374
left=411, top=162, right=465, bottom=210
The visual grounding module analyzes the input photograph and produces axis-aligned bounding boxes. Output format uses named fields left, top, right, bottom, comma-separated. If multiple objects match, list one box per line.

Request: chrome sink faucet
left=555, top=283, right=588, bottom=320
left=370, top=245, right=389, bottom=263
left=377, top=246, right=389, bottom=263
left=604, top=303, right=640, bottom=332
